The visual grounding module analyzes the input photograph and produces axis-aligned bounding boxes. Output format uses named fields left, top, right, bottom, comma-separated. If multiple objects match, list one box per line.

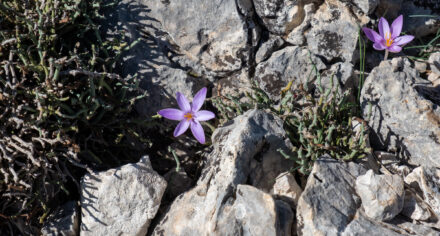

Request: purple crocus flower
left=362, top=15, right=414, bottom=55
left=158, top=87, right=215, bottom=144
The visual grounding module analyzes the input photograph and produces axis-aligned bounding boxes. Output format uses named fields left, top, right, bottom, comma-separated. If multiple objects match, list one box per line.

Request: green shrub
left=0, top=0, right=151, bottom=233
left=213, top=73, right=371, bottom=175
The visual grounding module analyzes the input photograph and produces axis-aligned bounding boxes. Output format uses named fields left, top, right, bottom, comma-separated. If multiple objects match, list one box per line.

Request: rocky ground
left=40, top=0, right=440, bottom=235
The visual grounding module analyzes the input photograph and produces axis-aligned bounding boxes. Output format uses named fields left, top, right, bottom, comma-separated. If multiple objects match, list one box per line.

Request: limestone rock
left=104, top=0, right=209, bottom=116
left=232, top=185, right=294, bottom=236
left=429, top=52, right=440, bottom=76
left=296, top=156, right=367, bottom=235
left=255, top=35, right=285, bottom=64
left=41, top=201, right=79, bottom=236
left=405, top=166, right=440, bottom=217
left=355, top=170, right=404, bottom=221
left=254, top=46, right=326, bottom=101
left=319, top=62, right=357, bottom=101
left=271, top=172, right=303, bottom=208
left=401, top=190, right=432, bottom=221
left=80, top=156, right=167, bottom=236
left=152, top=109, right=294, bottom=236
left=286, top=3, right=317, bottom=45
left=213, top=68, right=252, bottom=106
left=253, top=0, right=305, bottom=35
left=352, top=0, right=379, bottom=14
left=306, top=0, right=361, bottom=63
left=361, top=57, right=440, bottom=168
left=148, top=0, right=254, bottom=74
left=341, top=212, right=404, bottom=236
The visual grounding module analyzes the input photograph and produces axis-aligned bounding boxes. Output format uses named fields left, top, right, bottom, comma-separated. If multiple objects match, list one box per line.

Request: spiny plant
left=0, top=0, right=152, bottom=233
left=213, top=70, right=371, bottom=175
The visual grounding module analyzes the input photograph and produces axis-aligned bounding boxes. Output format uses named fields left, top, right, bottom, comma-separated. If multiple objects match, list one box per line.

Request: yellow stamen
left=184, top=113, right=193, bottom=121
left=385, top=32, right=393, bottom=47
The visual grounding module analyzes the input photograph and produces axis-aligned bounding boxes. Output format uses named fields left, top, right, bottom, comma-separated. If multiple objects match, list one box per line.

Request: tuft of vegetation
left=213, top=69, right=371, bottom=175
left=0, top=0, right=152, bottom=233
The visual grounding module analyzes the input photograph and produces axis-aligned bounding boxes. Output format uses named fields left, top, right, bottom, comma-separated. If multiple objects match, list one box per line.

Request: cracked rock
left=254, top=46, right=326, bottom=101
left=148, top=0, right=255, bottom=75
left=152, top=109, right=294, bottom=235
left=405, top=166, right=440, bottom=218
left=361, top=57, right=440, bottom=168
left=355, top=170, right=404, bottom=221
left=255, top=35, right=284, bottom=64
left=306, top=0, right=365, bottom=63
left=80, top=156, right=167, bottom=236
left=296, top=156, right=367, bottom=235
left=271, top=172, right=303, bottom=208
left=253, top=0, right=306, bottom=35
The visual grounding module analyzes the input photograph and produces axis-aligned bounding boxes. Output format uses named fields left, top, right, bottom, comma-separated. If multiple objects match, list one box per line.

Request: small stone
left=253, top=0, right=305, bottom=35
left=80, top=156, right=167, bottom=236
left=401, top=190, right=431, bottom=221
left=271, top=172, right=303, bottom=208
left=296, top=156, right=367, bottom=235
left=286, top=3, right=317, bottom=45
left=41, top=201, right=79, bottom=236
left=306, top=0, right=365, bottom=63
left=234, top=185, right=294, bottom=236
left=429, top=52, right=440, bottom=76
left=254, top=46, right=326, bottom=101
left=255, top=35, right=284, bottom=64
left=414, top=61, right=428, bottom=73
left=355, top=170, right=404, bottom=221
left=404, top=166, right=440, bottom=217
left=352, top=0, right=379, bottom=14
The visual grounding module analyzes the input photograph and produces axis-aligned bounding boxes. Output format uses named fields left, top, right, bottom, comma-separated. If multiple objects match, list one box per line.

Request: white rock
left=405, top=166, right=440, bottom=217
left=355, top=170, right=404, bottom=221
left=80, top=156, right=167, bottom=236
left=429, top=52, right=440, bottom=76
left=401, top=190, right=432, bottom=221
left=352, top=0, right=379, bottom=14
left=271, top=172, right=303, bottom=207
left=254, top=46, right=326, bottom=101
left=152, top=110, right=295, bottom=236
left=305, top=0, right=367, bottom=63
left=361, top=57, right=440, bottom=168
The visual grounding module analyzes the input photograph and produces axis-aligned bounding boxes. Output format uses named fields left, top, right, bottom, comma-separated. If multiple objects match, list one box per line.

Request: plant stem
left=384, top=49, right=389, bottom=61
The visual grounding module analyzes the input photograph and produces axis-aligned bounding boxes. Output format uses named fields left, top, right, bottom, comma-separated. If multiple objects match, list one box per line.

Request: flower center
left=385, top=32, right=393, bottom=47
left=184, top=112, right=194, bottom=121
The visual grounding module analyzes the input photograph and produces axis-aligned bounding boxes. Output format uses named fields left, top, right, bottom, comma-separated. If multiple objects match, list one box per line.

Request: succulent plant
left=213, top=71, right=371, bottom=175
left=0, top=0, right=152, bottom=233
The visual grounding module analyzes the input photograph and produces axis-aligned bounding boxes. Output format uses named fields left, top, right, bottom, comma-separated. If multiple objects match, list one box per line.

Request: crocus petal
left=191, top=87, right=207, bottom=112
left=190, top=120, right=205, bottom=144
left=393, top=35, right=414, bottom=46
left=379, top=17, right=390, bottom=38
left=195, top=110, right=215, bottom=121
left=391, top=15, right=403, bottom=39
left=362, top=27, right=382, bottom=44
left=373, top=42, right=387, bottom=50
left=176, top=92, right=191, bottom=112
left=388, top=45, right=402, bottom=53
left=173, top=119, right=190, bottom=137
left=158, top=108, right=184, bottom=121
